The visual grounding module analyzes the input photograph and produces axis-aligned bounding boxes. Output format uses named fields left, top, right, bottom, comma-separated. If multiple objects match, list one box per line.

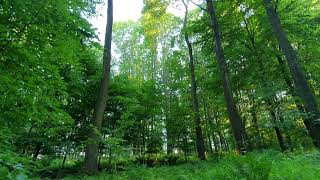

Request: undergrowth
left=59, top=150, right=320, bottom=180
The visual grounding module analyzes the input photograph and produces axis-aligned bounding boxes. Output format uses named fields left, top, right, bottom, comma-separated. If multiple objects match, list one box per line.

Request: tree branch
left=187, top=0, right=208, bottom=12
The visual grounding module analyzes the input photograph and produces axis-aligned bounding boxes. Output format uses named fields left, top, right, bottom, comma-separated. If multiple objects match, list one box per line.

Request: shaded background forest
left=1, top=0, right=320, bottom=178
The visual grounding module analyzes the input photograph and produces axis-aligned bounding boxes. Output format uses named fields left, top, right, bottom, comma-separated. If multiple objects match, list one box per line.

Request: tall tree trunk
left=182, top=1, right=206, bottom=160
left=84, top=0, right=113, bottom=173
left=276, top=55, right=315, bottom=145
left=206, top=0, right=247, bottom=154
left=263, top=0, right=320, bottom=148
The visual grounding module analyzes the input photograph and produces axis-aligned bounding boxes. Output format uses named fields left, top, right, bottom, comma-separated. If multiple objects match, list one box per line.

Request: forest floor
left=59, top=150, right=320, bottom=180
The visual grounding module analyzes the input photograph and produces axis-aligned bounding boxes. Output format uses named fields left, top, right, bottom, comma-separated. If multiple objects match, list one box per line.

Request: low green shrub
left=131, top=153, right=183, bottom=167
left=269, top=151, right=320, bottom=179
left=0, top=158, right=29, bottom=179
left=43, top=150, right=320, bottom=180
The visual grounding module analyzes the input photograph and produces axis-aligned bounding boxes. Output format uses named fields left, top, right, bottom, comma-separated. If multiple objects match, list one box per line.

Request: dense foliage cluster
left=1, top=0, right=320, bottom=179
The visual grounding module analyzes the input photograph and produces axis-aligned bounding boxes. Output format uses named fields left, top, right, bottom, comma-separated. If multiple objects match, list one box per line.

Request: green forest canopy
left=1, top=0, right=320, bottom=179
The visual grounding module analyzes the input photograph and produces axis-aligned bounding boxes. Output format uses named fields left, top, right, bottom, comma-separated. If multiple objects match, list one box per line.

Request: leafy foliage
left=1, top=0, right=320, bottom=178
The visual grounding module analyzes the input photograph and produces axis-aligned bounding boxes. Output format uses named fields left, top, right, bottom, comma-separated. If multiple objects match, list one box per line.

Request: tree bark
left=206, top=0, right=247, bottom=154
left=84, top=0, right=113, bottom=173
left=263, top=0, right=320, bottom=148
left=276, top=55, right=315, bottom=147
left=182, top=1, right=206, bottom=160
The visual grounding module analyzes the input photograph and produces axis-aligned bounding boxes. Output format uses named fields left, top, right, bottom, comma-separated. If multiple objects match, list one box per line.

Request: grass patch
left=60, top=150, right=320, bottom=180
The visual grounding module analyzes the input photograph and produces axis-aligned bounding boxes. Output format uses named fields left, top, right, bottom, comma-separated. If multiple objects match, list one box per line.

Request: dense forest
left=1, top=0, right=320, bottom=179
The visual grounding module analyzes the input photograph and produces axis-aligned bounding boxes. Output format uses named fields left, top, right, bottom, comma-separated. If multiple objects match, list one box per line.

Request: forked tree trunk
left=263, top=0, right=320, bottom=148
left=206, top=0, right=247, bottom=154
left=84, top=0, right=113, bottom=173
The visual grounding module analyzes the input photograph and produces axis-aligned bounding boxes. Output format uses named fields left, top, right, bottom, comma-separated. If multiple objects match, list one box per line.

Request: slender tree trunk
left=142, top=119, right=146, bottom=164
left=183, top=134, right=189, bottom=162
left=269, top=105, right=287, bottom=151
left=206, top=0, right=247, bottom=154
left=263, top=0, right=320, bottom=148
left=222, top=131, right=230, bottom=151
left=166, top=126, right=173, bottom=154
left=207, top=135, right=213, bottom=153
left=204, top=100, right=219, bottom=152
left=183, top=1, right=206, bottom=160
left=250, top=107, right=264, bottom=149
left=203, top=103, right=214, bottom=154
left=256, top=57, right=288, bottom=151
left=32, top=142, right=41, bottom=161
left=212, top=131, right=220, bottom=152
left=278, top=110, right=293, bottom=151
left=218, top=132, right=225, bottom=151
left=98, top=154, right=102, bottom=170
left=273, top=126, right=286, bottom=151
left=108, top=146, right=112, bottom=171
left=164, top=101, right=173, bottom=154
left=202, top=97, right=213, bottom=154
left=276, top=55, right=315, bottom=145
left=212, top=134, right=219, bottom=152
left=23, top=125, right=34, bottom=154
left=84, top=0, right=113, bottom=173
left=56, top=153, right=67, bottom=179
left=213, top=115, right=225, bottom=151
